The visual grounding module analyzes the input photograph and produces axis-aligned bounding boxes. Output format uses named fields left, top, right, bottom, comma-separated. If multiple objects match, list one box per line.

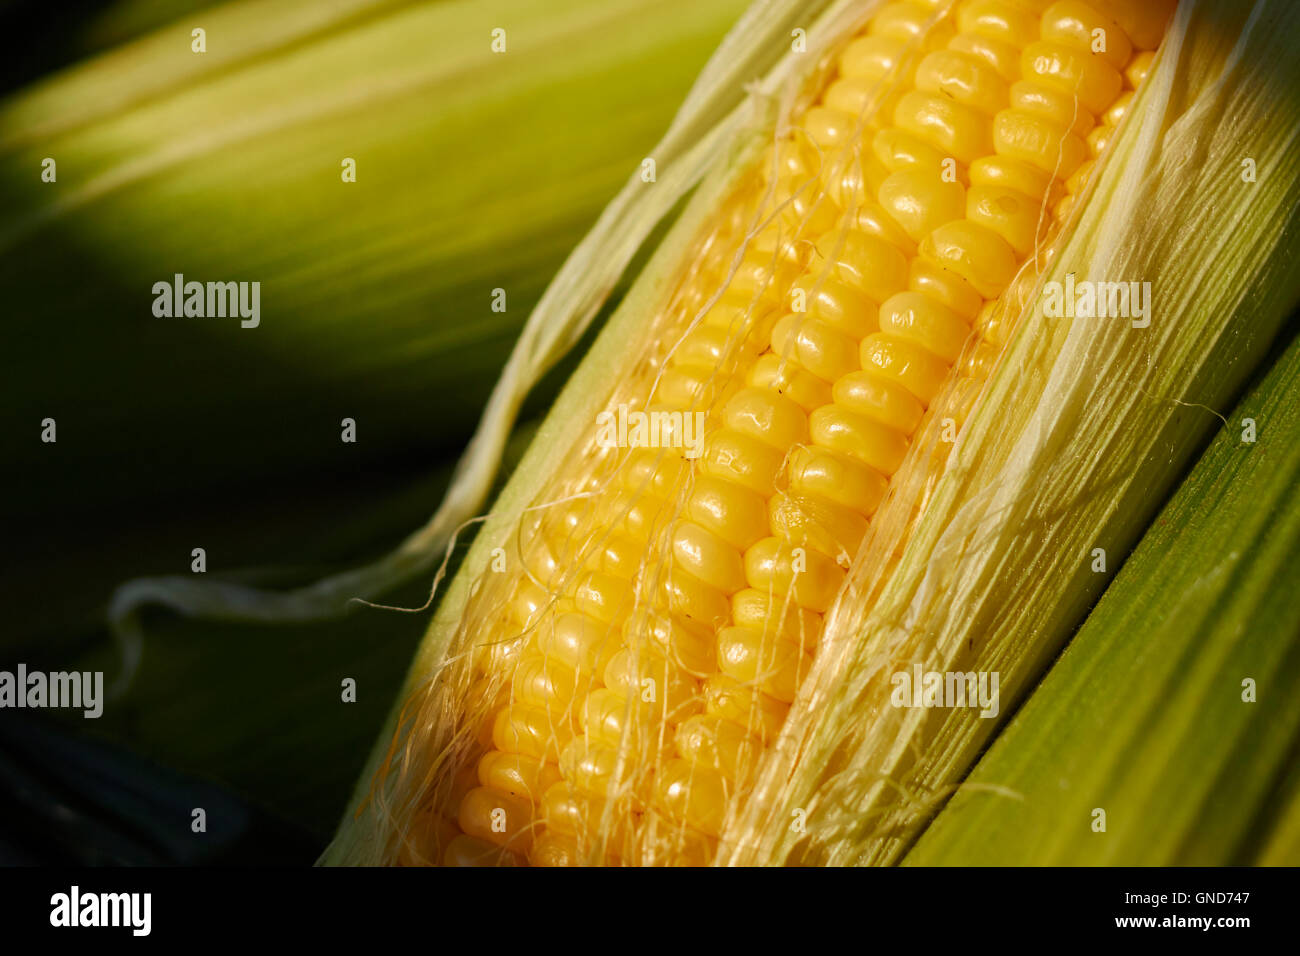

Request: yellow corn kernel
left=871, top=2, right=942, bottom=42
left=574, top=569, right=635, bottom=625
left=636, top=613, right=718, bottom=675
left=970, top=154, right=1061, bottom=208
left=993, top=108, right=1088, bottom=178
left=860, top=331, right=953, bottom=404
left=778, top=188, right=843, bottom=238
left=675, top=715, right=763, bottom=781
left=660, top=565, right=732, bottom=630
left=923, top=218, right=1019, bottom=297
left=802, top=106, right=860, bottom=149
left=685, top=474, right=769, bottom=552
left=1065, top=156, right=1094, bottom=194
left=747, top=353, right=834, bottom=412
left=717, top=626, right=814, bottom=703
left=580, top=688, right=635, bottom=747
left=1008, top=80, right=1095, bottom=139
left=699, top=427, right=787, bottom=496
left=813, top=231, right=910, bottom=304
left=457, top=787, right=534, bottom=853
left=696, top=293, right=756, bottom=338
left=821, top=153, right=894, bottom=209
left=908, top=255, right=984, bottom=321
left=792, top=274, right=883, bottom=338
left=704, top=675, right=790, bottom=743
left=590, top=531, right=649, bottom=578
left=510, top=576, right=551, bottom=629
left=731, top=588, right=823, bottom=645
left=619, top=447, right=689, bottom=497
left=833, top=368, right=925, bottom=434
left=654, top=758, right=729, bottom=837
left=1041, top=0, right=1133, bottom=69
left=538, top=611, right=619, bottom=674
left=493, top=702, right=575, bottom=761
left=1124, top=49, right=1154, bottom=89
left=837, top=204, right=919, bottom=259
left=878, top=169, right=967, bottom=242
left=1090, top=0, right=1176, bottom=50
left=838, top=34, right=907, bottom=82
left=1022, top=40, right=1122, bottom=114
left=873, top=126, right=956, bottom=178
left=946, top=32, right=1022, bottom=83
left=477, top=750, right=564, bottom=805
left=825, top=75, right=896, bottom=119
left=810, top=403, right=911, bottom=476
left=966, top=183, right=1051, bottom=256
left=743, top=537, right=846, bottom=614
left=603, top=648, right=703, bottom=723
left=771, top=314, right=861, bottom=383
left=878, top=290, right=973, bottom=363
left=788, top=444, right=889, bottom=515
left=399, top=806, right=459, bottom=867
left=722, top=386, right=810, bottom=451
left=1103, top=90, right=1133, bottom=128
left=540, top=781, right=607, bottom=838
left=957, top=0, right=1042, bottom=49
left=894, top=90, right=994, bottom=164
left=528, top=831, right=582, bottom=867
left=559, top=738, right=629, bottom=797
left=914, top=48, right=1009, bottom=115
left=1086, top=123, right=1111, bottom=157
left=512, top=652, right=580, bottom=709
left=671, top=520, right=748, bottom=594
left=768, top=490, right=869, bottom=559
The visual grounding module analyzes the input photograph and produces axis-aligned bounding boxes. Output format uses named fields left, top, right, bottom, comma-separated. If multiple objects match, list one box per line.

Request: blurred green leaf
left=1, top=0, right=746, bottom=527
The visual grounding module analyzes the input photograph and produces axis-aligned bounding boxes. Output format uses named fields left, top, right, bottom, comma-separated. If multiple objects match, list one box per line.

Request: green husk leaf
left=903, top=327, right=1300, bottom=866
left=1255, top=750, right=1300, bottom=865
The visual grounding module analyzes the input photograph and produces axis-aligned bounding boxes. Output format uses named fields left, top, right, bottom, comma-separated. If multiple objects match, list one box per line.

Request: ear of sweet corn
left=327, top=0, right=1300, bottom=866
left=903, top=328, right=1300, bottom=866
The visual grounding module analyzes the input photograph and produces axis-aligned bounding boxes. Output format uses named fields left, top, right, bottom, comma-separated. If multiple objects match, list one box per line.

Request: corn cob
left=347, top=0, right=1181, bottom=867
